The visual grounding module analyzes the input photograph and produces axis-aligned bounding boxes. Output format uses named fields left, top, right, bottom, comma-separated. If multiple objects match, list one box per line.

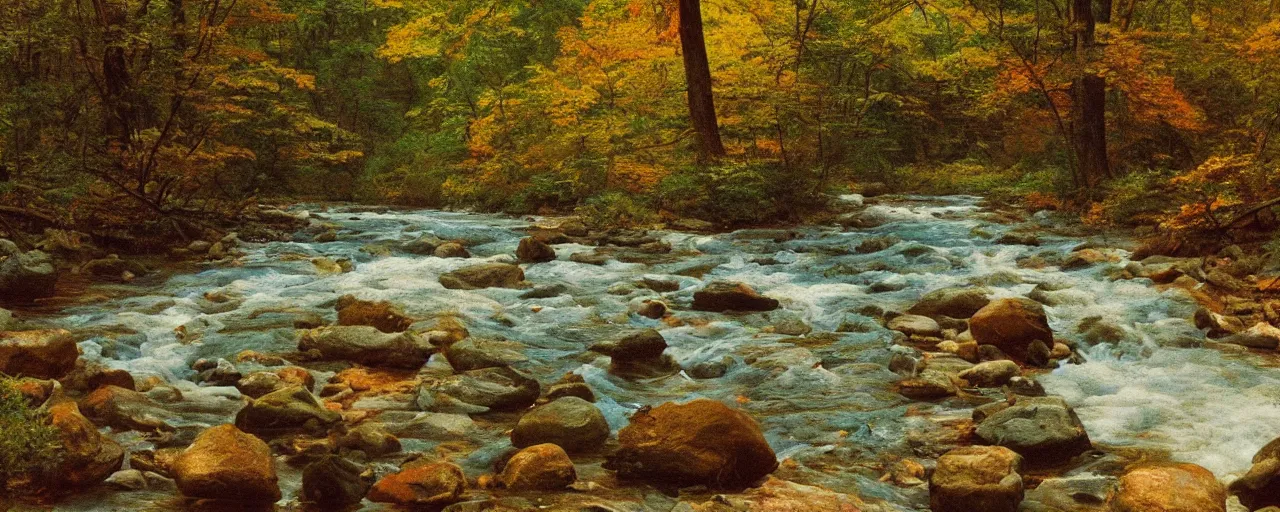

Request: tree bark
left=93, top=0, right=135, bottom=147
left=677, top=0, right=726, bottom=159
left=1072, top=0, right=1111, bottom=186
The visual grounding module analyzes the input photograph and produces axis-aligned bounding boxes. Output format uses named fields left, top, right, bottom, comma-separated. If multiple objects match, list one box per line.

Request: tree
left=1072, top=0, right=1111, bottom=187
left=677, top=0, right=725, bottom=159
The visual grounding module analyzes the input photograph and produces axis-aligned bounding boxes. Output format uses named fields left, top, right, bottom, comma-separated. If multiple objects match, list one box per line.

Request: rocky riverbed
left=3, top=195, right=1280, bottom=511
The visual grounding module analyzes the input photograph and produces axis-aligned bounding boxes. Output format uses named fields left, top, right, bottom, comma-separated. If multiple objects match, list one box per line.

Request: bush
left=655, top=163, right=780, bottom=225
left=575, top=192, right=658, bottom=230
left=0, top=378, right=60, bottom=489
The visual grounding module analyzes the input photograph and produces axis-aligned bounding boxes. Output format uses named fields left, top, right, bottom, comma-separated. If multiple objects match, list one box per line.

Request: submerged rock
left=417, top=366, right=540, bottom=412
left=970, top=298, right=1054, bottom=361
left=0, top=329, right=79, bottom=379
left=692, top=281, right=779, bottom=312
left=299, top=326, right=432, bottom=368
left=368, top=461, right=465, bottom=507
left=929, top=446, right=1024, bottom=512
left=604, top=399, right=777, bottom=488
left=501, top=443, right=576, bottom=490
left=974, top=396, right=1091, bottom=466
left=511, top=397, right=610, bottom=453
left=172, top=424, right=281, bottom=503
left=439, top=263, right=525, bottom=289
left=1111, top=463, right=1225, bottom=512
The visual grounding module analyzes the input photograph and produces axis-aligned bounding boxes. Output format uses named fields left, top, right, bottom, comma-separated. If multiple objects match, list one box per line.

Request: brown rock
left=516, top=237, right=557, bottom=263
left=433, top=242, right=471, bottom=259
left=368, top=461, right=465, bottom=506
left=970, top=298, right=1053, bottom=361
left=1111, top=463, right=1225, bottom=512
left=299, top=326, right=432, bottom=368
left=930, top=446, right=1024, bottom=512
left=604, top=399, right=777, bottom=488
left=511, top=397, right=610, bottom=453
left=692, top=282, right=779, bottom=312
left=172, top=424, right=280, bottom=503
left=336, top=295, right=413, bottom=333
left=500, top=443, right=576, bottom=490
left=1229, top=437, right=1280, bottom=509
left=0, top=329, right=79, bottom=379
left=439, top=263, right=525, bottom=290
left=45, top=401, right=124, bottom=488
left=80, top=385, right=175, bottom=432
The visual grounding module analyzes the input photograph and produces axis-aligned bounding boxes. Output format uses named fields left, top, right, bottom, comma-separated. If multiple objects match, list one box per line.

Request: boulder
left=516, top=237, right=557, bottom=263
left=172, top=424, right=280, bottom=503
left=337, top=423, right=402, bottom=457
left=0, top=242, right=58, bottom=303
left=234, top=386, right=341, bottom=435
left=443, top=338, right=527, bottom=372
left=301, top=455, right=373, bottom=508
left=970, top=298, right=1054, bottom=361
left=336, top=295, right=413, bottom=333
left=929, top=446, right=1024, bottom=512
left=1194, top=308, right=1244, bottom=338
left=402, top=235, right=446, bottom=255
left=368, top=461, right=465, bottom=507
left=589, top=328, right=679, bottom=379
left=692, top=281, right=779, bottom=312
left=0, top=329, right=79, bottom=379
left=236, top=367, right=314, bottom=399
left=299, top=326, right=432, bottom=369
left=1230, top=437, right=1280, bottom=509
left=604, top=399, right=777, bottom=488
left=898, top=369, right=958, bottom=399
left=417, top=366, right=540, bottom=412
left=81, top=256, right=147, bottom=280
left=45, top=401, right=124, bottom=488
left=439, top=263, right=525, bottom=290
left=975, top=396, right=1091, bottom=466
left=1111, top=463, right=1226, bottom=512
left=908, top=287, right=991, bottom=319
left=500, top=443, right=576, bottom=490
left=887, top=314, right=942, bottom=338
left=958, top=360, right=1021, bottom=387
left=511, top=397, right=610, bottom=453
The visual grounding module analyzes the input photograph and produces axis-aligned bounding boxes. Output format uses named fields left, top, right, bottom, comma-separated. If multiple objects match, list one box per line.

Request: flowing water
left=26, top=195, right=1280, bottom=510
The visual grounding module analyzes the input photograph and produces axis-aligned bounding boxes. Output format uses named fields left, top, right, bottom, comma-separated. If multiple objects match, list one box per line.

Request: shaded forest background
left=2, top=0, right=1279, bottom=244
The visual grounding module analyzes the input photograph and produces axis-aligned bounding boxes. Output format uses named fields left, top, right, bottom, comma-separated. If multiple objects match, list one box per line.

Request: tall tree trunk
left=1072, top=0, right=1111, bottom=187
left=677, top=0, right=726, bottom=159
left=93, top=0, right=135, bottom=149
left=1097, top=0, right=1113, bottom=22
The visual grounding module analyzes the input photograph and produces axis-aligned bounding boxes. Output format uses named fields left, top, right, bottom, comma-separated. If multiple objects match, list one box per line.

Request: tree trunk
left=1097, top=0, right=1113, bottom=23
left=93, top=0, right=135, bottom=148
left=677, top=0, right=726, bottom=159
left=1072, top=0, right=1111, bottom=187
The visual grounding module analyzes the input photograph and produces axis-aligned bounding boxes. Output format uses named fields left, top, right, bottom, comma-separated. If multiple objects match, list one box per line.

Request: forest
left=4, top=1, right=1280, bottom=511
left=2, top=0, right=1278, bottom=241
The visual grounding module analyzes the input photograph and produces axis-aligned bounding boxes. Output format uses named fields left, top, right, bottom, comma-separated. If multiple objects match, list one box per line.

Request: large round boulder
left=439, top=263, right=525, bottom=290
left=298, top=326, right=432, bottom=369
left=589, top=328, right=680, bottom=379
left=511, top=397, right=610, bottom=453
left=171, top=424, right=281, bottom=503
left=0, top=329, right=79, bottom=379
left=974, top=396, right=1091, bottom=466
left=368, top=460, right=465, bottom=507
left=692, top=282, right=779, bottom=312
left=1111, top=463, right=1225, bottom=512
left=969, top=298, right=1054, bottom=361
left=604, top=399, right=777, bottom=488
left=929, top=446, right=1024, bottom=512
left=234, top=386, right=341, bottom=436
left=500, top=443, right=576, bottom=490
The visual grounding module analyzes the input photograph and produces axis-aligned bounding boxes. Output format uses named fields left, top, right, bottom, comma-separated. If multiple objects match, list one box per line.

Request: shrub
left=575, top=192, right=658, bottom=230
left=0, top=378, right=60, bottom=490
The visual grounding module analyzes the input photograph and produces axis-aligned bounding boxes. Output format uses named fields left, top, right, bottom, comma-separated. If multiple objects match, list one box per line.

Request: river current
left=30, top=195, right=1280, bottom=510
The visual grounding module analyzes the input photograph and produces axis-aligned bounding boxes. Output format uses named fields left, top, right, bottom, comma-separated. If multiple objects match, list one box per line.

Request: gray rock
left=301, top=455, right=373, bottom=507
left=417, top=366, right=540, bottom=412
left=0, top=243, right=58, bottom=302
left=234, top=386, right=341, bottom=435
left=908, top=287, right=991, bottom=319
left=299, top=326, right=432, bottom=369
left=887, top=314, right=941, bottom=338
left=959, top=360, right=1021, bottom=387
left=975, top=396, right=1091, bottom=466
left=511, top=397, right=610, bottom=453
left=439, top=263, right=524, bottom=289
